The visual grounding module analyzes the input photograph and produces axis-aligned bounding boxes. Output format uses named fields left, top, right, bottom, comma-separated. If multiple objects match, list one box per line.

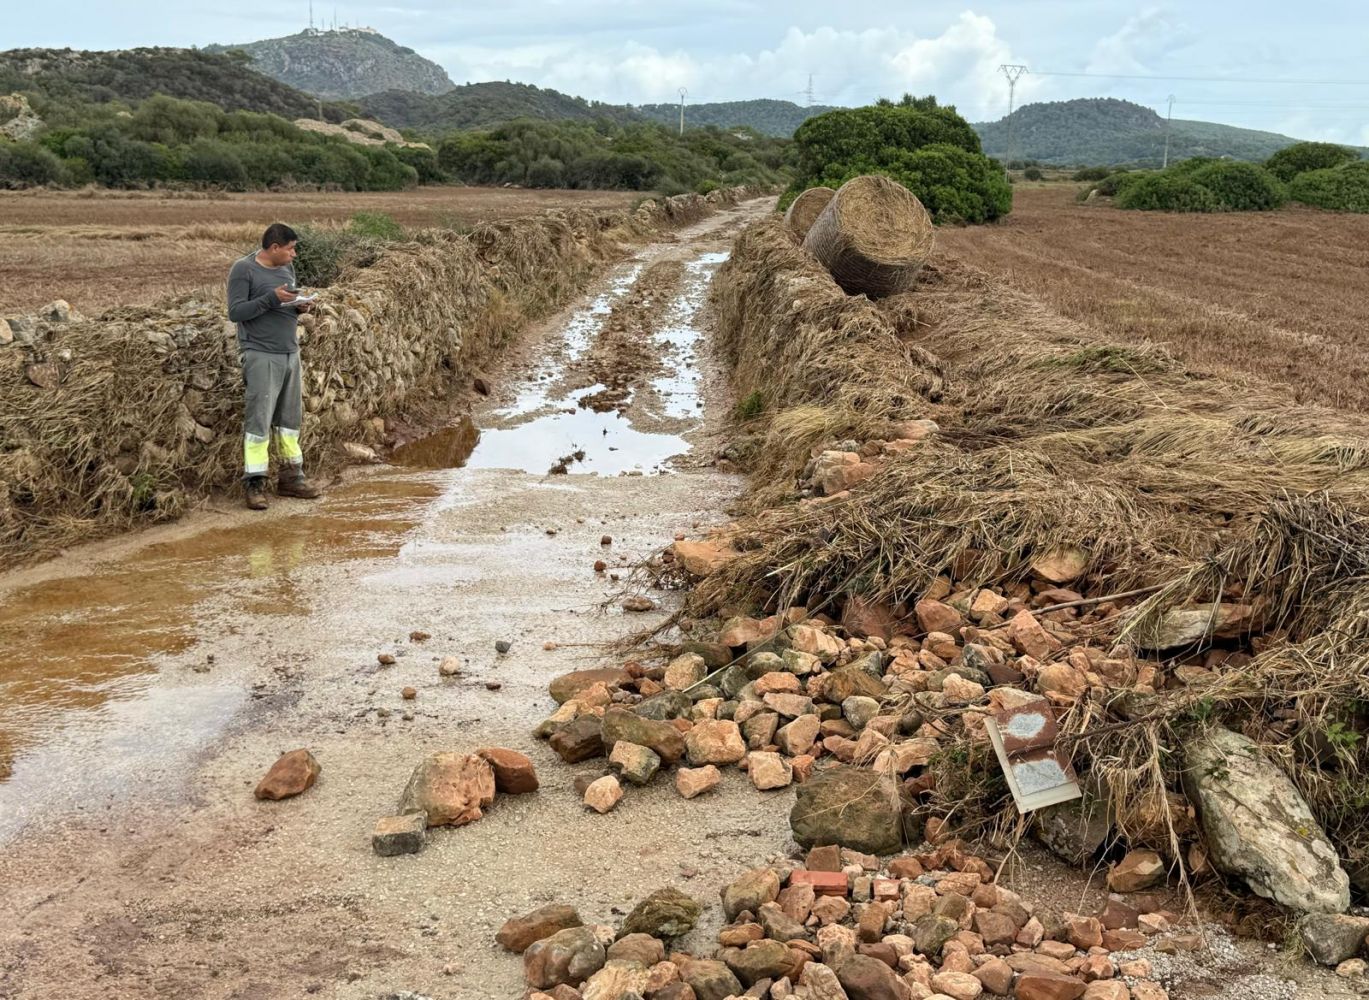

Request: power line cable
left=1034, top=69, right=1369, bottom=87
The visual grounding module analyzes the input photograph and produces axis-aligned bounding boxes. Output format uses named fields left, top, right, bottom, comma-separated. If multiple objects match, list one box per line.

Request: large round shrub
left=1289, top=161, right=1369, bottom=213
left=1115, top=174, right=1219, bottom=212
left=1266, top=141, right=1359, bottom=183
left=882, top=143, right=1012, bottom=223
left=1187, top=161, right=1286, bottom=211
left=782, top=99, right=1008, bottom=224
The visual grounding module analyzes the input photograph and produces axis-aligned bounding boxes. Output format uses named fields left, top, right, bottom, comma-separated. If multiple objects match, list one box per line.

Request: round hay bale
left=802, top=175, right=934, bottom=299
left=783, top=186, right=836, bottom=239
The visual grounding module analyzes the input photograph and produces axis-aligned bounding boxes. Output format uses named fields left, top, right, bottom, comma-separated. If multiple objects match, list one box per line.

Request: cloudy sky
left=12, top=2, right=1369, bottom=143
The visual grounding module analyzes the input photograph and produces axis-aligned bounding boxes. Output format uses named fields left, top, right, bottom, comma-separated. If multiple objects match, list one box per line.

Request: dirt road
left=0, top=199, right=789, bottom=999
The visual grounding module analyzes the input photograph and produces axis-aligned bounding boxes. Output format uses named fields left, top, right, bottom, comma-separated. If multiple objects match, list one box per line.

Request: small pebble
left=486, top=681, right=502, bottom=691
left=377, top=653, right=396, bottom=666
left=495, top=640, right=512, bottom=654
left=402, top=687, right=417, bottom=700
left=600, top=535, right=612, bottom=546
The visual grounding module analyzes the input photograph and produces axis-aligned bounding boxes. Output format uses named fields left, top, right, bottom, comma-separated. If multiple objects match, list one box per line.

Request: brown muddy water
left=0, top=246, right=731, bottom=843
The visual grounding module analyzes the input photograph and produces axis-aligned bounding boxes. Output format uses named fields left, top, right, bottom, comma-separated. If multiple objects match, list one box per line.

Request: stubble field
left=0, top=186, right=641, bottom=315
left=939, top=185, right=1369, bottom=410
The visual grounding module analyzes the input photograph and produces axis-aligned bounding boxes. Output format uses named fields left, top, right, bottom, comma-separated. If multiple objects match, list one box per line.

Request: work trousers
left=241, top=349, right=304, bottom=481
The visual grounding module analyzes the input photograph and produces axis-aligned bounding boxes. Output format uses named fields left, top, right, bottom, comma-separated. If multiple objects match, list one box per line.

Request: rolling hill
left=206, top=27, right=454, bottom=100
left=0, top=46, right=351, bottom=120
left=974, top=97, right=1366, bottom=167
left=634, top=99, right=839, bottom=137
left=357, top=81, right=641, bottom=133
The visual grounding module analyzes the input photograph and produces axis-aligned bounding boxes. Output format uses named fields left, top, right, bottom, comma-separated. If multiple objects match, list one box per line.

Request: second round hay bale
left=803, top=175, right=935, bottom=298
left=783, top=186, right=836, bottom=239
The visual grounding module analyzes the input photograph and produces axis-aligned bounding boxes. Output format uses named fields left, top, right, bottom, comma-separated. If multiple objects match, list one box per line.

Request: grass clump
left=348, top=211, right=406, bottom=241
left=735, top=390, right=765, bottom=421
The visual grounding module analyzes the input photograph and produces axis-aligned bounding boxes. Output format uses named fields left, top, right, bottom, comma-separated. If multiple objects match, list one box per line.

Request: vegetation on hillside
left=206, top=28, right=454, bottom=100
left=782, top=96, right=1010, bottom=224
left=0, top=94, right=417, bottom=190
left=436, top=119, right=788, bottom=194
left=634, top=99, right=838, bottom=138
left=359, top=82, right=641, bottom=133
left=0, top=47, right=353, bottom=123
left=976, top=97, right=1368, bottom=167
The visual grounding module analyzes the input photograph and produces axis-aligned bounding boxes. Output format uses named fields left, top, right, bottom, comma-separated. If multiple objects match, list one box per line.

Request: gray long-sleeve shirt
left=227, top=253, right=299, bottom=353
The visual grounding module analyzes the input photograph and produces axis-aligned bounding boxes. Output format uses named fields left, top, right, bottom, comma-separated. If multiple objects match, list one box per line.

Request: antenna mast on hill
left=805, top=74, right=815, bottom=107
left=309, top=0, right=314, bottom=29
left=999, top=64, right=1028, bottom=167
left=678, top=87, right=688, bottom=135
left=1163, top=94, right=1176, bottom=168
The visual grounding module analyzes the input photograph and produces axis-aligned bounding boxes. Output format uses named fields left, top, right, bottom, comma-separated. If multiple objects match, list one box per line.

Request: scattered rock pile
left=371, top=747, right=539, bottom=856
left=500, top=841, right=1212, bottom=1000
left=536, top=533, right=1362, bottom=963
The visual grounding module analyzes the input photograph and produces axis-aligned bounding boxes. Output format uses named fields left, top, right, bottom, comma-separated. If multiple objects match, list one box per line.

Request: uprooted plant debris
left=513, top=198, right=1369, bottom=995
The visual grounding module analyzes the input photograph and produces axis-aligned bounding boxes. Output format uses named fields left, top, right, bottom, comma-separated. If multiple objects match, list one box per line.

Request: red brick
left=789, top=870, right=848, bottom=897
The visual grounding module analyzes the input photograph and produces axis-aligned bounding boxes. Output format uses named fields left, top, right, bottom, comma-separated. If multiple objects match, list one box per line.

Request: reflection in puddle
left=391, top=415, right=481, bottom=469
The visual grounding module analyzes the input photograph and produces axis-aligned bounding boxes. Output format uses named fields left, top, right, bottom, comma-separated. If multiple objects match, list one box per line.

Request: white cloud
left=1085, top=7, right=1194, bottom=76
left=435, top=12, right=1022, bottom=113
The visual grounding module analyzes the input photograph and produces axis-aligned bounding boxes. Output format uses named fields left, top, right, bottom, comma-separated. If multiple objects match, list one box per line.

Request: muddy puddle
left=468, top=249, right=728, bottom=475
left=0, top=479, right=443, bottom=840
left=0, top=246, right=728, bottom=840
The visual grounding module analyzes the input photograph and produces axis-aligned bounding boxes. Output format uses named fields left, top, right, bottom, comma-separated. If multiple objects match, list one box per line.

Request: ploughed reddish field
left=939, top=185, right=1369, bottom=411
left=0, top=186, right=641, bottom=315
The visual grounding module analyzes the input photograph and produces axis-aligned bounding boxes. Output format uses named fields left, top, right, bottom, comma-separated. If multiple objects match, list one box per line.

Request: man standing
left=226, top=223, right=323, bottom=510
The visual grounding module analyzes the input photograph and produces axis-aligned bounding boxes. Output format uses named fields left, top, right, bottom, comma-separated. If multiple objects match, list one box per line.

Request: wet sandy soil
left=0, top=200, right=790, bottom=1000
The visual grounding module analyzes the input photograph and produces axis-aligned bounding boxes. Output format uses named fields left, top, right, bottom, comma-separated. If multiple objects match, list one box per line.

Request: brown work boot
left=277, top=468, right=322, bottom=499
left=244, top=477, right=269, bottom=510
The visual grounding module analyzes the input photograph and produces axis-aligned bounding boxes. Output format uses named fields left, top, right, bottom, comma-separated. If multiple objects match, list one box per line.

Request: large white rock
left=1183, top=727, right=1349, bottom=913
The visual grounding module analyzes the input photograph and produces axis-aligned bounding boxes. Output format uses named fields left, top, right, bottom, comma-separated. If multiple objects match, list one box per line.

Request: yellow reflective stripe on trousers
left=275, top=427, right=302, bottom=462
left=244, top=434, right=270, bottom=475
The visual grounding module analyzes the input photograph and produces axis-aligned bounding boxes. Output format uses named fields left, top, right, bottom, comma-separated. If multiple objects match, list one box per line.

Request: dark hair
left=261, top=223, right=298, bottom=249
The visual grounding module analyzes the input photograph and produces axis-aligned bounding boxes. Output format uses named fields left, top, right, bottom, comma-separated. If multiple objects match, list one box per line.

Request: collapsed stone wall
left=0, top=186, right=763, bottom=565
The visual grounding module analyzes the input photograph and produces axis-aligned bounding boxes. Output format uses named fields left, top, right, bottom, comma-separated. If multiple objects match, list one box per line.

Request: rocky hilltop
left=207, top=27, right=455, bottom=100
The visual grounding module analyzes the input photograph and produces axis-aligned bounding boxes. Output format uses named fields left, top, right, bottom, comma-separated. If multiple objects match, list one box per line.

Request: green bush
left=1166, top=156, right=1220, bottom=177
left=1023, top=166, right=1043, bottom=181
left=179, top=138, right=249, bottom=186
left=1072, top=166, right=1112, bottom=182
left=393, top=144, right=445, bottom=184
left=1289, top=161, right=1369, bottom=213
left=1186, top=161, right=1286, bottom=211
left=1266, top=141, right=1359, bottom=183
left=782, top=98, right=1008, bottom=224
left=1094, top=170, right=1137, bottom=196
left=1115, top=174, right=1219, bottom=212
left=435, top=119, right=784, bottom=193
left=0, top=141, right=66, bottom=187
